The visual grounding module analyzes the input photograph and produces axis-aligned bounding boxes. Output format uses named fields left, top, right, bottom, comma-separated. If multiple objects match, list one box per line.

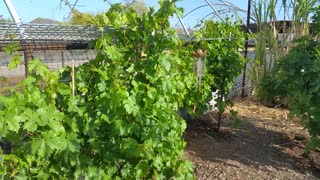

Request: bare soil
left=185, top=98, right=320, bottom=180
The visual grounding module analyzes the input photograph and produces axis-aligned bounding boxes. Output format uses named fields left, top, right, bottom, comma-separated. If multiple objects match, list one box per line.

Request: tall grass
left=249, top=0, right=319, bottom=98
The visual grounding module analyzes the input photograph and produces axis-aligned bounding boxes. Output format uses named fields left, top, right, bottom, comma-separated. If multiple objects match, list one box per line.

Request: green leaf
left=0, top=114, right=7, bottom=137
left=67, top=96, right=83, bottom=115
left=23, top=76, right=36, bottom=86
left=7, top=116, right=21, bottom=132
left=31, top=139, right=47, bottom=158
left=22, top=108, right=39, bottom=132
left=46, top=105, right=65, bottom=133
left=7, top=54, right=21, bottom=70
left=306, top=137, right=320, bottom=151
left=152, top=156, right=163, bottom=171
left=57, top=83, right=71, bottom=95
left=176, top=7, right=184, bottom=18
left=122, top=138, right=141, bottom=158
left=28, top=58, right=48, bottom=76
left=135, top=160, right=149, bottom=178
left=113, top=120, right=127, bottom=136
left=3, top=42, right=19, bottom=55
left=105, top=45, right=122, bottom=60
left=160, top=57, right=171, bottom=72
left=48, top=120, right=64, bottom=133
left=23, top=120, right=38, bottom=133
left=61, top=133, right=80, bottom=153
left=46, top=136, right=64, bottom=151
left=123, top=95, right=139, bottom=116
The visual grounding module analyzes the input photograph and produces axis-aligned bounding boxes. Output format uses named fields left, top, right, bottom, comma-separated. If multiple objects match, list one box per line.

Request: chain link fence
left=228, top=51, right=256, bottom=98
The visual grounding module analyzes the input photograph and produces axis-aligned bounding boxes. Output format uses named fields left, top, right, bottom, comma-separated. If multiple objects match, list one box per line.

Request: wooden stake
left=72, top=59, right=75, bottom=96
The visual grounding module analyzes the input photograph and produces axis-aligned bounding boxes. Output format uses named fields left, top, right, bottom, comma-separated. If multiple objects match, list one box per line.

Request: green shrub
left=185, top=19, right=247, bottom=129
left=262, top=37, right=320, bottom=149
left=258, top=6, right=320, bottom=148
left=0, top=1, right=194, bottom=179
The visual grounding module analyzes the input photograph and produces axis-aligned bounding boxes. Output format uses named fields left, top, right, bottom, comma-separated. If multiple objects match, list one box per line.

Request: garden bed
left=185, top=98, right=320, bottom=179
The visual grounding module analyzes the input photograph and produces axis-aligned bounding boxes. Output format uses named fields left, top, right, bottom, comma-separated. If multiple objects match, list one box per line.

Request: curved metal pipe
left=175, top=1, right=247, bottom=28
left=204, top=0, right=225, bottom=23
left=218, top=0, right=243, bottom=20
left=3, top=0, right=21, bottom=24
left=3, top=0, right=26, bottom=38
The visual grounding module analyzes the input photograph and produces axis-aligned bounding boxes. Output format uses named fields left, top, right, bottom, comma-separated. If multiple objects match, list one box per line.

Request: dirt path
left=185, top=98, right=320, bottom=180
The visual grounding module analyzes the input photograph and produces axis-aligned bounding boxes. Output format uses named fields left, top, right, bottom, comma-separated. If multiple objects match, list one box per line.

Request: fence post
left=62, top=50, right=65, bottom=67
left=242, top=0, right=252, bottom=97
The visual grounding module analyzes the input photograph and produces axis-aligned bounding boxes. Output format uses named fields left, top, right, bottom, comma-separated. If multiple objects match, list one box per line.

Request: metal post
left=241, top=0, right=252, bottom=97
left=177, top=16, right=190, bottom=36
left=3, top=0, right=21, bottom=24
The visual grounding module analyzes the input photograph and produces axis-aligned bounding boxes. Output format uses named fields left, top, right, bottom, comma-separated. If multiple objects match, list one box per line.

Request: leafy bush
left=256, top=68, right=289, bottom=106
left=0, top=1, right=194, bottom=179
left=274, top=38, right=320, bottom=147
left=185, top=19, right=247, bottom=128
left=262, top=6, right=320, bottom=148
left=260, top=6, right=320, bottom=148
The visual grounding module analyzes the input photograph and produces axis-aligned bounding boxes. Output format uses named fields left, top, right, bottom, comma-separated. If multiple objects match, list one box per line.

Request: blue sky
left=0, top=0, right=248, bottom=27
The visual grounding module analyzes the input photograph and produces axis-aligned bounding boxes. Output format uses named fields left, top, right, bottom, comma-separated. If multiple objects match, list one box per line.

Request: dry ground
left=185, top=98, right=320, bottom=180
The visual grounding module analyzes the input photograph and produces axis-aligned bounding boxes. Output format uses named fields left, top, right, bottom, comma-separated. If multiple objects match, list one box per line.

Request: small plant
left=230, top=109, right=242, bottom=129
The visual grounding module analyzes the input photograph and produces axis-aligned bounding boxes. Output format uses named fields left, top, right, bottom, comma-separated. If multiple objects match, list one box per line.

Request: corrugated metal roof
left=0, top=23, right=103, bottom=42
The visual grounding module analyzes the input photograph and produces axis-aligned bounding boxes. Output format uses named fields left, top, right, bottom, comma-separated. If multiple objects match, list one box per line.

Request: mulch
left=185, top=98, right=320, bottom=180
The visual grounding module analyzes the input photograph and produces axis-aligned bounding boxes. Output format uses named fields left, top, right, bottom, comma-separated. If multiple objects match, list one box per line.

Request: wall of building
left=0, top=49, right=96, bottom=86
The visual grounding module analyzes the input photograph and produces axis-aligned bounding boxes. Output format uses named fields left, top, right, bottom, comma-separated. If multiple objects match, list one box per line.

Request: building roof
left=240, top=20, right=314, bottom=34
left=0, top=23, right=103, bottom=43
left=30, top=18, right=60, bottom=25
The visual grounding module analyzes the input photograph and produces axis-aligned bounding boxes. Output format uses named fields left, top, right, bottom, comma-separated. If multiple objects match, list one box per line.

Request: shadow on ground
left=184, top=99, right=320, bottom=179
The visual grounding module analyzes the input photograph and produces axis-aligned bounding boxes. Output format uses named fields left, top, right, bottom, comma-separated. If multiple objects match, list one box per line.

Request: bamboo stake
left=72, top=59, right=75, bottom=96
